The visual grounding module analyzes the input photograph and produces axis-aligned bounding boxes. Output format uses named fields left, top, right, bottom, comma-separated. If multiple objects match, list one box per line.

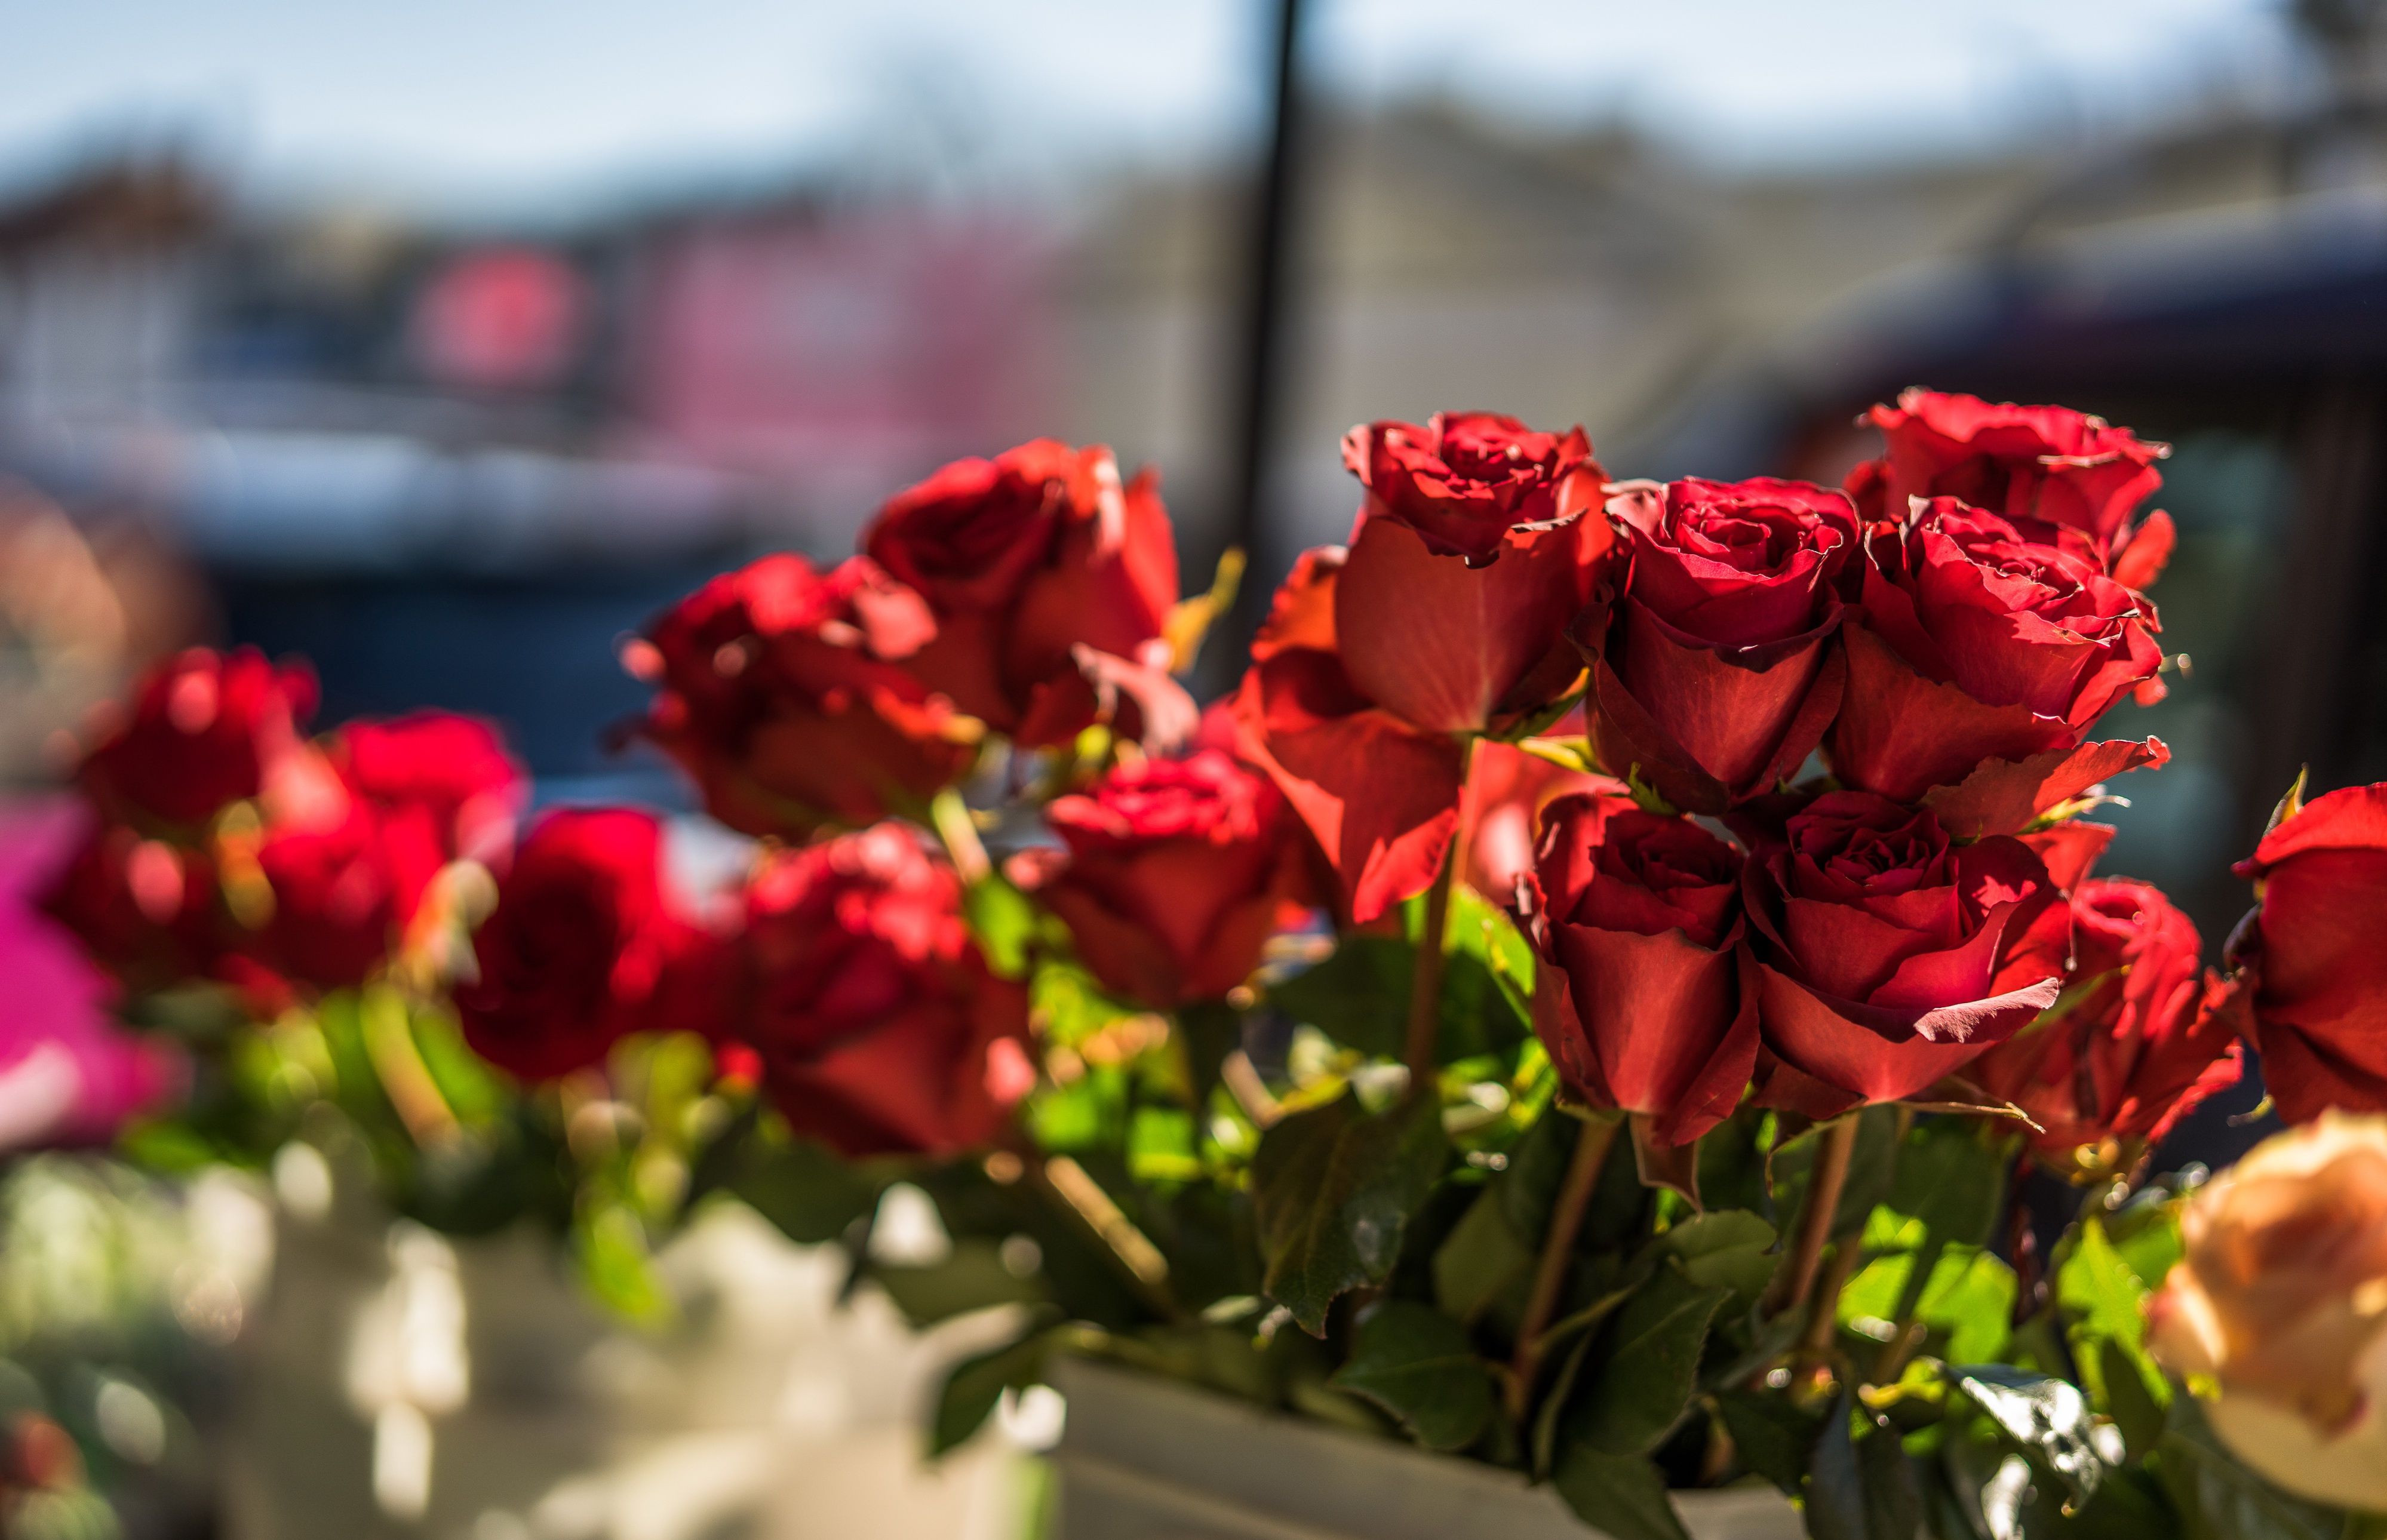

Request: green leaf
left=1252, top=1092, right=1447, bottom=1335
left=1649, top=1209, right=1778, bottom=1311
left=1805, top=1392, right=1921, bottom=1540
left=874, top=1239, right=1045, bottom=1327
left=1329, top=1301, right=1494, bottom=1452
left=573, top=1202, right=675, bottom=1327
left=1953, top=1364, right=2106, bottom=1509
left=1431, top=1186, right=1534, bottom=1324
left=2059, top=1215, right=2173, bottom=1420
left=1571, top=1259, right=1730, bottom=1456
left=930, top=1323, right=1054, bottom=1456
left=2158, top=1394, right=2345, bottom=1540
left=1178, top=1000, right=1242, bottom=1117
left=1715, top=1390, right=1821, bottom=1494
left=2100, top=1337, right=2167, bottom=1462
left=730, top=1136, right=882, bottom=1243
left=1839, top=1245, right=2016, bottom=1365
left=964, top=875, right=1039, bottom=979
left=1269, top=902, right=1529, bottom=1068
left=1552, top=1444, right=1690, bottom=1540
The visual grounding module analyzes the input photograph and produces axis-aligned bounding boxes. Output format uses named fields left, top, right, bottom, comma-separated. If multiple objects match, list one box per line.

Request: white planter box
left=1049, top=1356, right=1802, bottom=1540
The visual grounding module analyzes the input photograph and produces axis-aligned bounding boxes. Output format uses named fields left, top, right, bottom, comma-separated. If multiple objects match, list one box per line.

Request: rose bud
left=1847, top=388, right=2174, bottom=590
left=76, top=647, right=318, bottom=830
left=1460, top=734, right=1620, bottom=907
left=1335, top=413, right=1612, bottom=733
left=1969, top=877, right=2242, bottom=1173
left=457, top=808, right=721, bottom=1080
left=2148, top=1112, right=2387, bottom=1513
left=641, top=553, right=982, bottom=841
left=1741, top=791, right=2063, bottom=1117
left=1827, top=499, right=2167, bottom=835
left=1020, top=741, right=1314, bottom=1009
left=332, top=712, right=527, bottom=866
left=1528, top=795, right=1760, bottom=1148
left=864, top=439, right=1187, bottom=748
left=739, top=823, right=1032, bottom=1157
left=2226, top=780, right=2387, bottom=1122
left=1578, top=478, right=1856, bottom=812
left=1230, top=548, right=1467, bottom=923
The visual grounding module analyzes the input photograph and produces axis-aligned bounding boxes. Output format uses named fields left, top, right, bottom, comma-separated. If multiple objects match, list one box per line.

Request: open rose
left=2148, top=1113, right=2387, bottom=1512
left=2226, top=780, right=2387, bottom=1123
left=1970, top=876, right=2241, bottom=1170
left=1335, top=413, right=1612, bottom=734
left=740, top=824, right=1031, bottom=1157
left=1828, top=499, right=2167, bottom=835
left=863, top=439, right=1185, bottom=748
left=1460, top=734, right=1618, bottom=906
left=457, top=808, right=720, bottom=1080
left=41, top=820, right=223, bottom=993
left=242, top=800, right=447, bottom=990
left=78, top=647, right=317, bottom=830
left=1578, top=478, right=1855, bottom=811
left=1020, top=737, right=1314, bottom=1009
left=1529, top=795, right=1759, bottom=1147
left=640, top=553, right=981, bottom=840
left=1847, top=388, right=2174, bottom=589
left=333, top=712, right=526, bottom=867
left=1742, top=791, right=2063, bottom=1117
left=1231, top=548, right=1467, bottom=923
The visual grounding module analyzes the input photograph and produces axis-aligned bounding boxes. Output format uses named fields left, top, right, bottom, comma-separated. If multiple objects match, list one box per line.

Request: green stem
left=1764, top=1116, right=1859, bottom=1321
left=1402, top=739, right=1477, bottom=1096
left=1505, top=1112, right=1618, bottom=1424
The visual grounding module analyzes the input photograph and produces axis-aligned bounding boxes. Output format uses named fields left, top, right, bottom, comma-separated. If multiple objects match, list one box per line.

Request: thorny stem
left=1505, top=1112, right=1619, bottom=1425
left=1402, top=738, right=1477, bottom=1096
left=1764, top=1115, right=1859, bottom=1321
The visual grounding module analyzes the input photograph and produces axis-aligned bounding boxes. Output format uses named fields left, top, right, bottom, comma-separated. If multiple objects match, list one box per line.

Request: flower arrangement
left=37, top=391, right=2387, bottom=1538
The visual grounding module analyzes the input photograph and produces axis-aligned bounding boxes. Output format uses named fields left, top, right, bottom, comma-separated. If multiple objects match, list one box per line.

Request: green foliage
left=1805, top=1392, right=1921, bottom=1540
left=1251, top=1092, right=1447, bottom=1335
left=1952, top=1364, right=2108, bottom=1510
left=1329, top=1301, right=1493, bottom=1451
left=874, top=1239, right=1046, bottom=1327
left=930, top=1319, right=1058, bottom=1456
left=1553, top=1443, right=1691, bottom=1540
left=2058, top=1212, right=2174, bottom=1429
left=572, top=1201, right=674, bottom=1328
left=962, top=874, right=1041, bottom=979
left=1267, top=889, right=1530, bottom=1066
left=1430, top=1187, right=1533, bottom=1326
left=723, top=1133, right=882, bottom=1244
left=1567, top=1259, right=1731, bottom=1456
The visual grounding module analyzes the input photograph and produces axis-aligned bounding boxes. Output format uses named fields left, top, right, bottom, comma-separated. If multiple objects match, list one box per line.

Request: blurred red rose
left=40, top=819, right=223, bottom=992
left=741, top=824, right=1031, bottom=1157
left=457, top=807, right=718, bottom=1080
left=1847, top=388, right=2174, bottom=589
left=244, top=801, right=447, bottom=991
left=2228, top=782, right=2387, bottom=1122
left=1972, top=877, right=2242, bottom=1166
left=1578, top=477, right=1855, bottom=811
left=863, top=439, right=1185, bottom=748
left=1529, top=795, right=1759, bottom=1146
left=334, top=712, right=526, bottom=866
left=1335, top=413, right=1612, bottom=733
left=641, top=553, right=982, bottom=839
left=1743, top=790, right=2064, bottom=1117
left=1231, top=548, right=1467, bottom=924
left=1023, top=743, right=1314, bottom=1007
left=1828, top=498, right=2167, bottom=834
left=1460, top=735, right=1620, bottom=906
left=77, top=647, right=317, bottom=830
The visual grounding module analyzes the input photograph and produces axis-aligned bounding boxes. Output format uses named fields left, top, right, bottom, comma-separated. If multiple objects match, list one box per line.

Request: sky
left=0, top=0, right=2309, bottom=215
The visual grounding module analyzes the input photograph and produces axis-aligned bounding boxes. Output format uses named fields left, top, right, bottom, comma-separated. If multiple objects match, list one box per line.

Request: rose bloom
left=1231, top=548, right=1467, bottom=923
left=1335, top=413, right=1612, bottom=734
left=77, top=647, right=318, bottom=829
left=457, top=808, right=720, bottom=1081
left=1460, top=734, right=1619, bottom=907
left=244, top=800, right=448, bottom=990
left=1846, top=388, right=2174, bottom=589
left=1529, top=795, right=1758, bottom=1147
left=41, top=820, right=224, bottom=994
left=1742, top=791, right=2063, bottom=1117
left=1969, top=877, right=2241, bottom=1172
left=1829, top=498, right=2166, bottom=832
left=2227, top=780, right=2387, bottom=1123
left=1022, top=739, right=1314, bottom=1009
left=333, top=712, right=526, bottom=867
left=739, top=824, right=1031, bottom=1157
left=640, top=553, right=981, bottom=840
left=1580, top=477, right=1856, bottom=812
left=863, top=439, right=1182, bottom=748
left=2148, top=1112, right=2387, bottom=1513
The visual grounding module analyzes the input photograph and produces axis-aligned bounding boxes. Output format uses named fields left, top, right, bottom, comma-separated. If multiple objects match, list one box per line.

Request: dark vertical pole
left=1203, top=0, right=1306, bottom=698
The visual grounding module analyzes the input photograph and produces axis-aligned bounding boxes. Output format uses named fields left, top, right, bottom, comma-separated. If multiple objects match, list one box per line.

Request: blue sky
left=0, top=0, right=2305, bottom=211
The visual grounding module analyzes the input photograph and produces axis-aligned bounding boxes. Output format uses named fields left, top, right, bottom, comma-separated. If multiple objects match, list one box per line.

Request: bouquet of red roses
left=44, top=391, right=2387, bottom=1539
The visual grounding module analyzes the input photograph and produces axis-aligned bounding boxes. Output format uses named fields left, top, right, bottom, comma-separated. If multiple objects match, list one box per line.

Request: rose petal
left=1920, top=737, right=2171, bottom=839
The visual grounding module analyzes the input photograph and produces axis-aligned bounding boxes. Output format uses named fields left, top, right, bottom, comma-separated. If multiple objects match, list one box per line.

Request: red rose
left=1529, top=795, right=1759, bottom=1146
left=641, top=553, right=981, bottom=839
left=1460, top=736, right=1619, bottom=907
left=40, top=819, right=222, bottom=992
left=1023, top=743, right=1314, bottom=1008
left=78, top=648, right=317, bottom=830
left=863, top=439, right=1185, bottom=748
left=1231, top=548, right=1467, bottom=923
left=1972, top=877, right=2241, bottom=1165
left=1829, top=499, right=2167, bottom=835
left=740, top=824, right=1031, bottom=1157
left=334, top=712, right=526, bottom=866
left=1578, top=478, right=1855, bottom=811
left=2227, top=782, right=2387, bottom=1122
left=457, top=808, right=718, bottom=1080
left=244, top=801, right=447, bottom=989
left=1848, top=388, right=2174, bottom=589
left=1742, top=791, right=2064, bottom=1118
left=1335, top=413, right=1612, bottom=733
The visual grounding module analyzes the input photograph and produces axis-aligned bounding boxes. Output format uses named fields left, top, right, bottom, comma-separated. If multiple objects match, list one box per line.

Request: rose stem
left=1763, top=1114, right=1859, bottom=1321
left=1504, top=1111, right=1618, bottom=1424
left=1402, top=738, right=1477, bottom=1097
left=360, top=982, right=459, bottom=1148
